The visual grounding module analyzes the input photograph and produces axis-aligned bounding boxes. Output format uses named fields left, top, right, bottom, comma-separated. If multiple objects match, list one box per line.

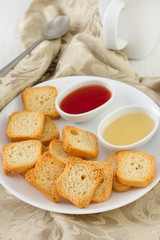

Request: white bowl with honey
left=97, top=105, right=159, bottom=152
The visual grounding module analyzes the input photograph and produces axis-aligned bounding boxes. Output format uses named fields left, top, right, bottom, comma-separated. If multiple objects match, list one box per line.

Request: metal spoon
left=0, top=15, right=70, bottom=77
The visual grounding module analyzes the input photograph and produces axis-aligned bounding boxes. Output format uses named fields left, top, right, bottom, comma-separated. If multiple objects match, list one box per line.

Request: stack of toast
left=1, top=86, right=155, bottom=208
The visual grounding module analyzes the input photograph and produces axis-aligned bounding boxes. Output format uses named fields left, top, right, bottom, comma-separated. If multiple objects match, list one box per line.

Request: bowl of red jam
left=55, top=79, right=114, bottom=122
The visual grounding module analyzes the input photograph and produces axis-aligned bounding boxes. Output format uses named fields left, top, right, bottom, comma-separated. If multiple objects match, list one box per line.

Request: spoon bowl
left=42, top=15, right=70, bottom=39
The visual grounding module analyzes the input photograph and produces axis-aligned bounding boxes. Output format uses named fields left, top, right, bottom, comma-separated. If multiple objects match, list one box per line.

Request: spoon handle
left=0, top=37, right=45, bottom=77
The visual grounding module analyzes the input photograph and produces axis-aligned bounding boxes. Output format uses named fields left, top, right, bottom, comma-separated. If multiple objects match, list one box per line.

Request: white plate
left=0, top=76, right=160, bottom=215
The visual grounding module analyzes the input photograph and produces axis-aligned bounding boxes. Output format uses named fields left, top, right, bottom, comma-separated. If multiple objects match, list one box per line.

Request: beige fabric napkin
left=1, top=0, right=160, bottom=239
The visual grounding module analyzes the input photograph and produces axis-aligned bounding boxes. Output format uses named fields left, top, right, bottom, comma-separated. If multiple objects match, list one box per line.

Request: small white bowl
left=97, top=105, right=160, bottom=152
left=55, top=79, right=114, bottom=122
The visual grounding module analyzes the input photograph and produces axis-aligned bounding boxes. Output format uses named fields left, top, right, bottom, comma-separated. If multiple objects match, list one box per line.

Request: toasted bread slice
left=48, top=140, right=78, bottom=164
left=2, top=140, right=42, bottom=175
left=39, top=116, right=60, bottom=146
left=56, top=157, right=104, bottom=208
left=88, top=161, right=113, bottom=203
left=25, top=152, right=65, bottom=202
left=22, top=86, right=60, bottom=119
left=6, top=111, right=45, bottom=141
left=62, top=126, right=99, bottom=159
left=21, top=144, right=48, bottom=177
left=105, top=154, right=131, bottom=192
left=116, top=151, right=155, bottom=188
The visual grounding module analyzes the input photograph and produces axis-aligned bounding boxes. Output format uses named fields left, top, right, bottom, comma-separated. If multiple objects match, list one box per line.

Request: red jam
left=60, top=85, right=112, bottom=114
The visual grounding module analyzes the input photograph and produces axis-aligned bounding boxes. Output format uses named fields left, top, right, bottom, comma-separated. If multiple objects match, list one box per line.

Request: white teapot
left=98, top=0, right=160, bottom=59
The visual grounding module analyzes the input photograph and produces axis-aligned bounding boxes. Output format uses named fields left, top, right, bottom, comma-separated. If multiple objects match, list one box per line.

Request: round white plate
left=0, top=76, right=160, bottom=215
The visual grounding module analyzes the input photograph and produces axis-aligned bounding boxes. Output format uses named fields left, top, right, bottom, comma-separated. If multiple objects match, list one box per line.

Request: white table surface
left=0, top=0, right=160, bottom=77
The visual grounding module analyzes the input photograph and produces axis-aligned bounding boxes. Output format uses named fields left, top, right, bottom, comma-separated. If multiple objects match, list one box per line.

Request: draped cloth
left=0, top=0, right=160, bottom=239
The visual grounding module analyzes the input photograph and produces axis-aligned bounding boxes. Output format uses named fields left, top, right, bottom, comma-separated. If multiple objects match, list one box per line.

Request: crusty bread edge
left=116, top=151, right=155, bottom=188
left=56, top=158, right=104, bottom=208
left=25, top=152, right=66, bottom=202
left=22, top=86, right=60, bottom=119
left=2, top=140, right=43, bottom=175
left=6, top=111, right=45, bottom=141
left=62, top=126, right=99, bottom=159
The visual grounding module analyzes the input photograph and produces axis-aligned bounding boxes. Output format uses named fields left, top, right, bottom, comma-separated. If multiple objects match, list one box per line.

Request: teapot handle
left=103, top=0, right=128, bottom=50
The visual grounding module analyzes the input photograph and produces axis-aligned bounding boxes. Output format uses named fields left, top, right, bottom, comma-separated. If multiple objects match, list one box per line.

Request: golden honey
left=102, top=113, right=154, bottom=146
